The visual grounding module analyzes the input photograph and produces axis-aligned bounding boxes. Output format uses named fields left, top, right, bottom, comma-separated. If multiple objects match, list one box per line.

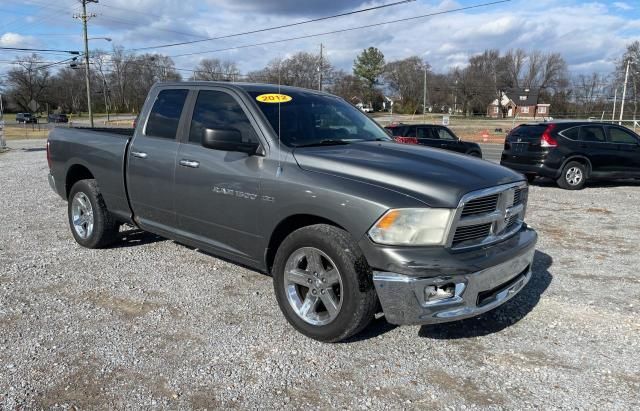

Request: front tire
left=557, top=161, right=587, bottom=190
left=68, top=179, right=119, bottom=248
left=272, top=224, right=377, bottom=342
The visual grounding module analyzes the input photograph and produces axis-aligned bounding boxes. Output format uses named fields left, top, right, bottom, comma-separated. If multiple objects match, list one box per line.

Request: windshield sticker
left=256, top=93, right=292, bottom=103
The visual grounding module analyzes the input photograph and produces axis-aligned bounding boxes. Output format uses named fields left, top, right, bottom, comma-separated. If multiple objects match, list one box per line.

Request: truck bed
left=48, top=127, right=134, bottom=222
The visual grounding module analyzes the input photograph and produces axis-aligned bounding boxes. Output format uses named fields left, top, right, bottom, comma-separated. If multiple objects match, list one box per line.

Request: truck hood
left=293, top=141, right=524, bottom=208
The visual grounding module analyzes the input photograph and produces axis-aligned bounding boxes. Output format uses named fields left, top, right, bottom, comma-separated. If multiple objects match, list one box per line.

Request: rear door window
left=189, top=90, right=259, bottom=145
left=579, top=126, right=606, bottom=142
left=560, top=126, right=580, bottom=140
left=416, top=127, right=434, bottom=139
left=607, top=127, right=639, bottom=144
left=437, top=128, right=457, bottom=141
left=145, top=89, right=189, bottom=139
left=405, top=126, right=417, bottom=138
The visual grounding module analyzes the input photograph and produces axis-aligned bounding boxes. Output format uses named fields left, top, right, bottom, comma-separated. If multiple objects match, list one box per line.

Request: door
left=174, top=89, right=265, bottom=261
left=435, top=127, right=465, bottom=153
left=416, top=126, right=462, bottom=152
left=577, top=125, right=618, bottom=174
left=606, top=126, right=640, bottom=176
left=126, top=88, right=189, bottom=232
left=416, top=126, right=438, bottom=148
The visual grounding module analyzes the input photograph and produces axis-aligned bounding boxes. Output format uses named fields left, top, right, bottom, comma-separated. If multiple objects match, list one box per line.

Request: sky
left=0, top=0, right=638, bottom=79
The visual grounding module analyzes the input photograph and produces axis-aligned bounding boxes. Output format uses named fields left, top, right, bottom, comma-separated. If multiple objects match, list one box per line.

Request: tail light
left=394, top=136, right=419, bottom=145
left=46, top=140, right=52, bottom=169
left=540, top=124, right=558, bottom=148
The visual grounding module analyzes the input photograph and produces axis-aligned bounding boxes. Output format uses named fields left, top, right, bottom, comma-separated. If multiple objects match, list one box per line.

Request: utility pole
left=453, top=79, right=458, bottom=114
left=318, top=43, right=323, bottom=91
left=102, top=78, right=110, bottom=122
left=619, top=58, right=631, bottom=125
left=0, top=93, right=6, bottom=150
left=612, top=88, right=617, bottom=122
left=423, top=66, right=427, bottom=117
left=74, top=0, right=98, bottom=128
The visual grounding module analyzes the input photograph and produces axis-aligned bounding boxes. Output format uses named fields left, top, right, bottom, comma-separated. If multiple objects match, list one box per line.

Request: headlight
left=368, top=208, right=454, bottom=246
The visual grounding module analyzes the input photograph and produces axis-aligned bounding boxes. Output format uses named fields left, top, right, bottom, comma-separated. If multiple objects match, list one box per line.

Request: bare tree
left=383, top=56, right=430, bottom=113
left=575, top=72, right=606, bottom=117
left=247, top=52, right=333, bottom=90
left=192, top=58, right=240, bottom=81
left=328, top=70, right=368, bottom=104
left=5, top=54, right=51, bottom=112
left=615, top=41, right=639, bottom=121
left=502, top=48, right=526, bottom=88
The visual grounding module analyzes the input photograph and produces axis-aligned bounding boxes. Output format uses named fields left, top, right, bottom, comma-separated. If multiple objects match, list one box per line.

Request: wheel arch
left=65, top=164, right=95, bottom=199
left=265, top=214, right=347, bottom=274
left=560, top=155, right=592, bottom=177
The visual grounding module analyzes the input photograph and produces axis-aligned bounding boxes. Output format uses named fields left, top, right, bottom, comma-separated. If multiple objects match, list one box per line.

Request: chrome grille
left=452, top=223, right=492, bottom=244
left=449, top=183, right=528, bottom=249
left=460, top=194, right=499, bottom=217
left=513, top=188, right=523, bottom=205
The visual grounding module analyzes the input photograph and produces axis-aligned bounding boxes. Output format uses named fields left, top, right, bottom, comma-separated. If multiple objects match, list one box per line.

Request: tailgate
left=505, top=125, right=548, bottom=160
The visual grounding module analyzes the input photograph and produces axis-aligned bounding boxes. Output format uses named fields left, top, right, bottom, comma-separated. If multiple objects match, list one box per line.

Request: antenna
left=276, top=58, right=283, bottom=177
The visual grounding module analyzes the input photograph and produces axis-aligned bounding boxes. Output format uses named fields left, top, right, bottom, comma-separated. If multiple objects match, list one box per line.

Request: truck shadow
left=417, top=250, right=553, bottom=340
left=110, top=228, right=166, bottom=248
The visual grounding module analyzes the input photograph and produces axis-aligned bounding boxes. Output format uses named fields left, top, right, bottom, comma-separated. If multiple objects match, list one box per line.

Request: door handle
left=179, top=159, right=200, bottom=168
left=131, top=151, right=148, bottom=159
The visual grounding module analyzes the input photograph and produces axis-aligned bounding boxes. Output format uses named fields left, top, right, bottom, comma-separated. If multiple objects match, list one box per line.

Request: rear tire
left=272, top=224, right=377, bottom=342
left=68, top=179, right=119, bottom=248
left=557, top=161, right=587, bottom=190
left=526, top=174, right=536, bottom=184
left=467, top=151, right=482, bottom=158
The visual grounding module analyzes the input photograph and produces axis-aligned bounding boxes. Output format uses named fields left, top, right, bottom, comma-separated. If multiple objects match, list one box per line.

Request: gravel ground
left=1, top=139, right=639, bottom=410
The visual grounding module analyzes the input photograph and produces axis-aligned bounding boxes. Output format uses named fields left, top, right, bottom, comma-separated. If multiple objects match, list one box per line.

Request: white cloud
left=0, top=33, right=37, bottom=48
left=17, top=0, right=636, bottom=78
left=613, top=2, right=633, bottom=11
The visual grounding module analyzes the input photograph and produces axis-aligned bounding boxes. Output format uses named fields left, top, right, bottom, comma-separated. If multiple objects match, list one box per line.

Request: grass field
left=372, top=113, right=518, bottom=143
left=2, top=125, right=49, bottom=140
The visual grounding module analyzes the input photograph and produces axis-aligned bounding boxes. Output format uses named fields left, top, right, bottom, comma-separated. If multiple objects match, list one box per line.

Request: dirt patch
left=189, top=390, right=222, bottom=409
left=569, top=273, right=640, bottom=284
left=82, top=291, right=163, bottom=319
left=586, top=208, right=613, bottom=215
left=499, top=351, right=580, bottom=371
left=537, top=223, right=634, bottom=253
left=34, top=362, right=133, bottom=409
left=426, top=368, right=505, bottom=406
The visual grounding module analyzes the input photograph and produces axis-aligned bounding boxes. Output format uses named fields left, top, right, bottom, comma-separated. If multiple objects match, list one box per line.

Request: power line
left=127, top=0, right=417, bottom=52
left=166, top=0, right=512, bottom=59
left=0, top=46, right=79, bottom=54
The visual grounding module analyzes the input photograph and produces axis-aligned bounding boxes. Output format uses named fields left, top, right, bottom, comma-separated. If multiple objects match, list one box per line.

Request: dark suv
left=16, top=113, right=38, bottom=124
left=48, top=113, right=69, bottom=123
left=385, top=124, right=482, bottom=157
left=500, top=121, right=640, bottom=189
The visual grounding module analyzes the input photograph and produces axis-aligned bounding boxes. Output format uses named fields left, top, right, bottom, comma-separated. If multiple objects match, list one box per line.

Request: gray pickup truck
left=47, top=82, right=537, bottom=342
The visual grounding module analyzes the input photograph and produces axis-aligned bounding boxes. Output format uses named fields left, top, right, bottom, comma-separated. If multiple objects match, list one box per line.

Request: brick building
left=487, top=88, right=550, bottom=119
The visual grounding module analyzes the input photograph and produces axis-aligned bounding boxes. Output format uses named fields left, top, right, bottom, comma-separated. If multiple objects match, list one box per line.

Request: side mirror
left=202, top=128, right=259, bottom=154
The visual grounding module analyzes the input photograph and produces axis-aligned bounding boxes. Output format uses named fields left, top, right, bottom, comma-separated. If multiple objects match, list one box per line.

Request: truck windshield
left=248, top=90, right=391, bottom=147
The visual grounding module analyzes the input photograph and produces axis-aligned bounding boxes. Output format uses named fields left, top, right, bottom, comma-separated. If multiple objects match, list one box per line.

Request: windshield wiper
left=295, top=139, right=353, bottom=148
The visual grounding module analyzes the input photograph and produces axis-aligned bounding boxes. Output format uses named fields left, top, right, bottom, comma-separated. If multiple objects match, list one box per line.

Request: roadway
left=479, top=143, right=504, bottom=163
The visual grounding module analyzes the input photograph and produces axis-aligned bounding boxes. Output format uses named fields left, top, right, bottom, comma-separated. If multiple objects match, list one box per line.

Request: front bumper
left=367, top=227, right=537, bottom=325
